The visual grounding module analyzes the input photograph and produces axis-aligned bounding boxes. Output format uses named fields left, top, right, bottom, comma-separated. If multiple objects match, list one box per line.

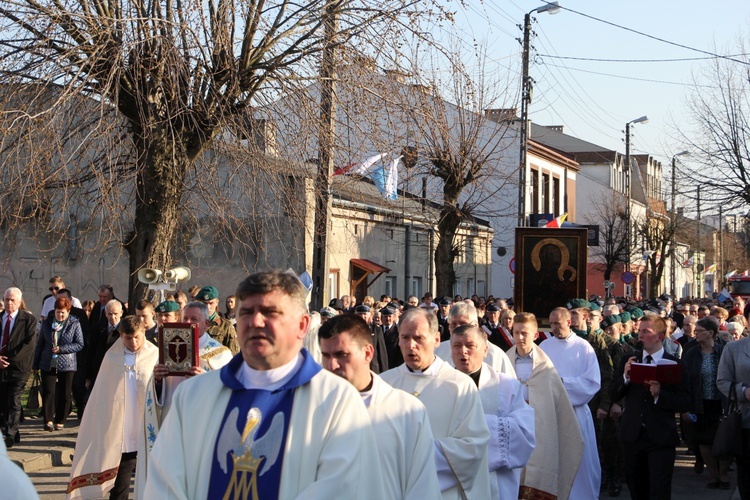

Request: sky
left=443, top=0, right=750, bottom=169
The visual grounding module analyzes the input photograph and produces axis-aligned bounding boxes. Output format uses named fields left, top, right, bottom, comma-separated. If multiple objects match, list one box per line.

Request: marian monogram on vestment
left=215, top=407, right=285, bottom=500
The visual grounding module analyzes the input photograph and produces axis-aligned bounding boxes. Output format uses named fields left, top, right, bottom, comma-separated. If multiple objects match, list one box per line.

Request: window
left=530, top=168, right=539, bottom=212
left=477, top=280, right=486, bottom=298
left=385, top=276, right=397, bottom=298
left=328, top=269, right=340, bottom=300
left=553, top=177, right=560, bottom=215
left=542, top=172, right=550, bottom=213
left=467, top=278, right=475, bottom=296
left=411, top=277, right=422, bottom=299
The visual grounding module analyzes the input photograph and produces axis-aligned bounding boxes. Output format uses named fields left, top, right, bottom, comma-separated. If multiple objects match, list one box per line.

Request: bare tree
left=404, top=54, right=517, bottom=297
left=678, top=45, right=750, bottom=212
left=584, top=191, right=629, bottom=281
left=0, top=0, right=424, bottom=304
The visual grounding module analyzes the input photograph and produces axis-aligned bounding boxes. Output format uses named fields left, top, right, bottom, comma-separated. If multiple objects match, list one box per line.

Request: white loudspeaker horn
left=138, top=268, right=162, bottom=284
left=165, top=266, right=191, bottom=282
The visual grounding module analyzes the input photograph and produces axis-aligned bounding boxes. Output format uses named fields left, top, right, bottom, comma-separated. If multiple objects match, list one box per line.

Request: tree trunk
left=435, top=207, right=461, bottom=298
left=124, top=128, right=190, bottom=312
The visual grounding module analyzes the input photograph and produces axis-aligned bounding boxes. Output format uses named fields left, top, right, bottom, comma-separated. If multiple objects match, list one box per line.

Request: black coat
left=0, top=309, right=37, bottom=382
left=683, top=342, right=726, bottom=415
left=382, top=324, right=403, bottom=368
left=610, top=350, right=692, bottom=447
left=369, top=324, right=389, bottom=374
left=86, top=322, right=120, bottom=383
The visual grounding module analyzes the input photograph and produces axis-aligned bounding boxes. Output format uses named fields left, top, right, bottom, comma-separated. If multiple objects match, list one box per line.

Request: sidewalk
left=7, top=414, right=77, bottom=473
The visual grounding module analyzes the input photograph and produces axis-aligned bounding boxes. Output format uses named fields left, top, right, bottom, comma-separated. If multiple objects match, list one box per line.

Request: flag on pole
left=334, top=152, right=390, bottom=176
left=544, top=213, right=568, bottom=228
left=705, top=264, right=717, bottom=275
left=718, top=288, right=733, bottom=302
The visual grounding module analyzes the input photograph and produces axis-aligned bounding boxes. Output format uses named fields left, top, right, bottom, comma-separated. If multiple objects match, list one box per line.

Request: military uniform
left=208, top=315, right=238, bottom=354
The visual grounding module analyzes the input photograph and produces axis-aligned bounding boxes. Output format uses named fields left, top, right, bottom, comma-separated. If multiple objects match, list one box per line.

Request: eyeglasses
left=49, top=286, right=60, bottom=292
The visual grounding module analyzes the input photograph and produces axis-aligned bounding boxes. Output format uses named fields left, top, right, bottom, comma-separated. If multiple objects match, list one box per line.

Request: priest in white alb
left=318, top=314, right=440, bottom=499
left=508, top=312, right=584, bottom=499
left=433, top=301, right=515, bottom=377
left=135, top=301, right=233, bottom=498
left=540, top=307, right=602, bottom=499
left=381, top=307, right=491, bottom=500
left=143, top=271, right=384, bottom=498
left=450, top=324, right=535, bottom=499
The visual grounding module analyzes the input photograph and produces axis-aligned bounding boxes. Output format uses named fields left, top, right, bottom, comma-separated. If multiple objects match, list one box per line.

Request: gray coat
left=717, top=336, right=750, bottom=428
left=33, top=315, right=84, bottom=372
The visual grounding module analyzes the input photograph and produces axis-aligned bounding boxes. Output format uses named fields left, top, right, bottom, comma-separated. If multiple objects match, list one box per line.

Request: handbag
left=27, top=371, right=42, bottom=410
left=712, top=381, right=744, bottom=459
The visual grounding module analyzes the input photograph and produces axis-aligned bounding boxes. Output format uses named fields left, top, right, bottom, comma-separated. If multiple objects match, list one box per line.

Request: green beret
left=601, top=314, right=620, bottom=330
left=155, top=300, right=180, bottom=313
left=589, top=302, right=601, bottom=311
left=628, top=307, right=644, bottom=320
left=619, top=311, right=631, bottom=323
left=195, top=286, right=219, bottom=301
left=566, top=298, right=591, bottom=310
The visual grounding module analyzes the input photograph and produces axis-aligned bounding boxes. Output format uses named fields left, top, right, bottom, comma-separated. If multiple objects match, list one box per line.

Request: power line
left=559, top=5, right=750, bottom=66
left=538, top=53, right=750, bottom=63
left=542, top=62, right=714, bottom=88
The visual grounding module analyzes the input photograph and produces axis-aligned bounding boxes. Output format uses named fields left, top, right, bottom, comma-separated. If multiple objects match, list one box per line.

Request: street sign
left=509, top=257, right=516, bottom=275
left=622, top=271, right=635, bottom=284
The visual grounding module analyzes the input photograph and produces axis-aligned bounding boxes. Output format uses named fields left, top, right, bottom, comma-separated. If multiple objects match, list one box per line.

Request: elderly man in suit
left=611, top=314, right=691, bottom=500
left=0, top=287, right=37, bottom=448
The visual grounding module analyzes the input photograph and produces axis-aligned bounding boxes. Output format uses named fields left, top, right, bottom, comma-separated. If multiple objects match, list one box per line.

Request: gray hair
left=3, top=287, right=21, bottom=299
left=399, top=307, right=439, bottom=335
left=448, top=301, right=478, bottom=324
left=105, top=300, right=123, bottom=313
left=183, top=301, right=209, bottom=322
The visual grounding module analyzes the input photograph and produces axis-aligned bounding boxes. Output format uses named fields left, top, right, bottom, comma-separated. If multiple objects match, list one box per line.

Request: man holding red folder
left=610, top=314, right=691, bottom=500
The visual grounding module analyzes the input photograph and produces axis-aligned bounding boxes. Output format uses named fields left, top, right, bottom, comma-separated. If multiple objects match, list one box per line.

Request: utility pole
left=671, top=155, right=677, bottom=296
left=517, top=11, right=532, bottom=228
left=311, top=2, right=337, bottom=310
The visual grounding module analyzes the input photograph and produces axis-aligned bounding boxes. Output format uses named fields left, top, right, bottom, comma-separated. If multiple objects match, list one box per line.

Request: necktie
left=645, top=354, right=653, bottom=364
left=1, top=315, right=10, bottom=354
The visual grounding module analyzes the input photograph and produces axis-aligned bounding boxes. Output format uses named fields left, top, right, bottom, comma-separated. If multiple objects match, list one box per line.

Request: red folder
left=630, top=361, right=682, bottom=385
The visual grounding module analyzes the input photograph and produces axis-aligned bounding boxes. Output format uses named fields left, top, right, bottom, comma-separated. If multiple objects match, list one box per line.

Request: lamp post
left=624, top=115, right=648, bottom=296
left=517, top=1, right=561, bottom=227
left=670, top=150, right=689, bottom=297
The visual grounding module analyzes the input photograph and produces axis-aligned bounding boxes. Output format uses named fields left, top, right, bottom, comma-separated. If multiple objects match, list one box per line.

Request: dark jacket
left=382, top=323, right=403, bottom=368
left=86, top=322, right=120, bottom=382
left=33, top=315, right=84, bottom=372
left=610, top=350, right=692, bottom=447
left=0, top=309, right=38, bottom=382
left=683, top=341, right=726, bottom=415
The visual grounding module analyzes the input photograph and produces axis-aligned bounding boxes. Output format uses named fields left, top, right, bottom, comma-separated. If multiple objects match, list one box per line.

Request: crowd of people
left=2, top=273, right=750, bottom=498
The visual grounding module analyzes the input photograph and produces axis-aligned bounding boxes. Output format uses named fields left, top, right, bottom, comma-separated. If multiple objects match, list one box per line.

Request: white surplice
left=540, top=334, right=602, bottom=499
left=476, top=363, right=535, bottom=500
left=381, top=357, right=491, bottom=500
left=142, top=361, right=385, bottom=499
left=434, top=341, right=516, bottom=378
left=364, top=373, right=441, bottom=499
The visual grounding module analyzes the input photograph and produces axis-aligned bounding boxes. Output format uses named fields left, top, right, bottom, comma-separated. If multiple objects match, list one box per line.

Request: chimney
left=546, top=125, right=565, bottom=133
left=484, top=108, right=518, bottom=123
left=244, top=118, right=278, bottom=157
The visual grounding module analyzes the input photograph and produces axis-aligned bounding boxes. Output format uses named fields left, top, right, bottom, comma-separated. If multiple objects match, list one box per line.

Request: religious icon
left=158, top=322, right=199, bottom=376
left=514, top=227, right=588, bottom=328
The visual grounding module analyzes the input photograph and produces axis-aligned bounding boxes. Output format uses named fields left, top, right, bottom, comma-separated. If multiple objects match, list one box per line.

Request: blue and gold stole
left=208, top=350, right=321, bottom=500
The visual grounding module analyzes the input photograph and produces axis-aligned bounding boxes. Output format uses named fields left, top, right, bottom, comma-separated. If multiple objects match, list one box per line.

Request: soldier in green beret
left=600, top=314, right=627, bottom=496
left=195, top=286, right=239, bottom=354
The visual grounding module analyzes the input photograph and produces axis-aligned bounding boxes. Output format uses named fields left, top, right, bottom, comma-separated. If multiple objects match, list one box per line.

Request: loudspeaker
left=138, top=268, right=162, bottom=284
left=165, top=266, right=191, bottom=282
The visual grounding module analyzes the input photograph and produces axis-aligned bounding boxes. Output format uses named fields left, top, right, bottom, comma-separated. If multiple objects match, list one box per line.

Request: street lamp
left=670, top=150, right=689, bottom=297
left=517, top=2, right=561, bottom=227
left=624, top=115, right=648, bottom=291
